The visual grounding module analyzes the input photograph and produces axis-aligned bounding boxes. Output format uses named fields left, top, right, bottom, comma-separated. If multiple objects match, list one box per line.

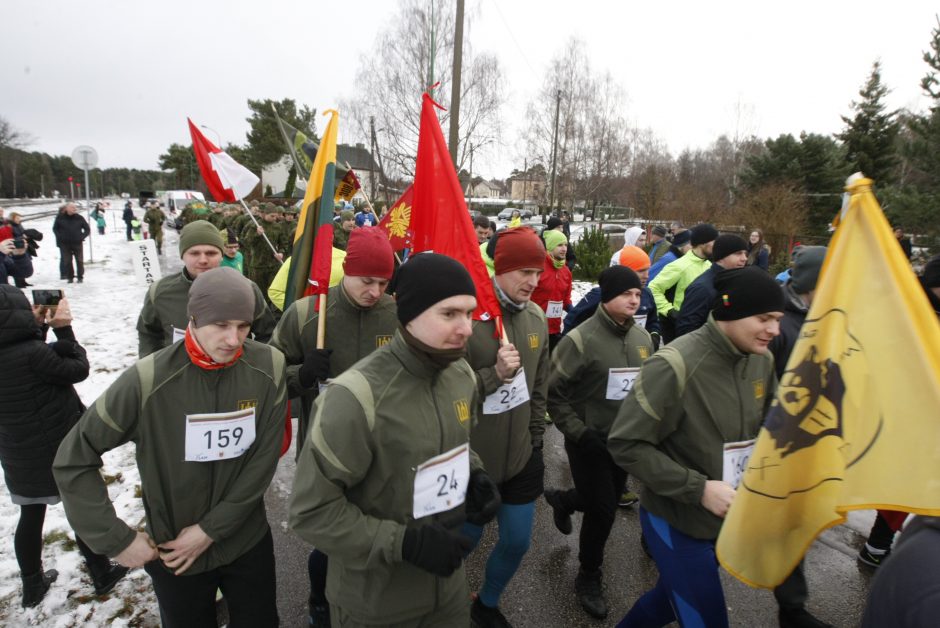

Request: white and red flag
left=188, top=118, right=259, bottom=201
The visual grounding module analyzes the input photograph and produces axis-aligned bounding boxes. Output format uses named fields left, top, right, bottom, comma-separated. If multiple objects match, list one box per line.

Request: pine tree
left=837, top=61, right=899, bottom=186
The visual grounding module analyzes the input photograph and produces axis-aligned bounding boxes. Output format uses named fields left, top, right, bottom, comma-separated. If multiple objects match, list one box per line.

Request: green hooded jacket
left=289, top=332, right=481, bottom=624
left=53, top=340, right=287, bottom=573
left=607, top=317, right=777, bottom=540
left=548, top=304, right=654, bottom=441
left=466, top=299, right=549, bottom=484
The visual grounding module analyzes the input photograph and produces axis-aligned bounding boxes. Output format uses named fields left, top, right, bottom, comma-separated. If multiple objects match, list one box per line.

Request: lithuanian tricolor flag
left=284, top=109, right=338, bottom=307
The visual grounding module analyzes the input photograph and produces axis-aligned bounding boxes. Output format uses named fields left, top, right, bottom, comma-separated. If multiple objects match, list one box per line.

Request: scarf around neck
left=185, top=325, right=243, bottom=370
left=399, top=325, right=467, bottom=369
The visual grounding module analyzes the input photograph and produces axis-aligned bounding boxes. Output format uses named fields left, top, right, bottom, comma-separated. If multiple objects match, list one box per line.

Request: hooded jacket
left=0, top=285, right=88, bottom=498
left=531, top=253, right=572, bottom=335
left=608, top=318, right=777, bottom=540
left=54, top=339, right=287, bottom=573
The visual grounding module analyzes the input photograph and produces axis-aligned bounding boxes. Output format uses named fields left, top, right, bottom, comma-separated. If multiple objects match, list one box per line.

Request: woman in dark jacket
left=746, top=228, right=770, bottom=271
left=0, top=286, right=126, bottom=607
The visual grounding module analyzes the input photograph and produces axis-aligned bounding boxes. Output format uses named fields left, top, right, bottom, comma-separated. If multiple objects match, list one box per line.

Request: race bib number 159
left=185, top=408, right=256, bottom=462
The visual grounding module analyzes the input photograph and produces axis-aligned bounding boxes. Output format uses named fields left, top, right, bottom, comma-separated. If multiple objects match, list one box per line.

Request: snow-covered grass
left=0, top=201, right=163, bottom=626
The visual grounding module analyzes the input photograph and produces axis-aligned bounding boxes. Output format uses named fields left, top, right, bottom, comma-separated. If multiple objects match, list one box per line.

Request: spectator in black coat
left=0, top=286, right=127, bottom=607
left=123, top=202, right=135, bottom=241
left=51, top=203, right=89, bottom=283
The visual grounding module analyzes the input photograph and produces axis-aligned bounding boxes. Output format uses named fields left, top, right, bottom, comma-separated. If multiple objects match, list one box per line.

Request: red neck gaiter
left=184, top=326, right=243, bottom=370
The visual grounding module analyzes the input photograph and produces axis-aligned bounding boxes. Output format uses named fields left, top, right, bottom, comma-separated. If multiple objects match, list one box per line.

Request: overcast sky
left=2, top=0, right=937, bottom=178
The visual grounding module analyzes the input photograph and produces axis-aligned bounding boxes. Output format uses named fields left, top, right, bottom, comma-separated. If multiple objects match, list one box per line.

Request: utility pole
left=448, top=0, right=465, bottom=165
left=548, top=89, right=562, bottom=219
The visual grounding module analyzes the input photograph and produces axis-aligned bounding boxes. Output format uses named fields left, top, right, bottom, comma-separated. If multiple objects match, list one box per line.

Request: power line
left=485, top=0, right=539, bottom=79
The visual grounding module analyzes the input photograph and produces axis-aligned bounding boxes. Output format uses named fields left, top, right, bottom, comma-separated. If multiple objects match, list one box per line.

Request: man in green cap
left=136, top=220, right=275, bottom=357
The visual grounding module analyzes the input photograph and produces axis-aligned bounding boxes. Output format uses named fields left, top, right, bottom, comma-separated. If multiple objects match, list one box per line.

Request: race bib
left=605, top=368, right=640, bottom=400
left=634, top=314, right=647, bottom=330
left=185, top=408, right=256, bottom=462
left=722, top=439, right=756, bottom=489
left=172, top=327, right=186, bottom=344
left=482, top=368, right=530, bottom=415
left=546, top=301, right=564, bottom=319
left=412, top=443, right=470, bottom=519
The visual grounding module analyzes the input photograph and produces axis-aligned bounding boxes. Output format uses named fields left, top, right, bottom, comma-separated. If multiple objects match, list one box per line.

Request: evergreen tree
left=836, top=61, right=899, bottom=186
left=243, top=98, right=317, bottom=197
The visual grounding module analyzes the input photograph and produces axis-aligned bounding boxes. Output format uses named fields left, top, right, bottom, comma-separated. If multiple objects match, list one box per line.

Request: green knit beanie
left=543, top=229, right=567, bottom=251
left=179, top=220, right=225, bottom=257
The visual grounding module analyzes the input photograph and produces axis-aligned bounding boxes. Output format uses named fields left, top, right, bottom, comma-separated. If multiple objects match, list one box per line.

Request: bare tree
left=341, top=0, right=505, bottom=179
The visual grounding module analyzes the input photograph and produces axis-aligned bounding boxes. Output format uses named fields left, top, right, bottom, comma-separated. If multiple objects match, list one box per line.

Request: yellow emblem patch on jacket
left=237, top=399, right=258, bottom=410
left=375, top=335, right=393, bottom=348
left=638, top=346, right=650, bottom=360
left=753, top=380, right=764, bottom=400
left=454, top=399, right=470, bottom=425
left=528, top=333, right=539, bottom=350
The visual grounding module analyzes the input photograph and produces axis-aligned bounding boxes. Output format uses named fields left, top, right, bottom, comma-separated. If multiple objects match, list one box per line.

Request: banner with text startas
left=284, top=109, right=339, bottom=307
left=716, top=176, right=940, bottom=589
left=408, top=92, right=500, bottom=322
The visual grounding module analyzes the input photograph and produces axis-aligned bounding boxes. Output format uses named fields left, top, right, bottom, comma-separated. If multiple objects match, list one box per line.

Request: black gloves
left=578, top=428, right=608, bottom=457
left=666, top=308, right=678, bottom=320
left=465, top=470, right=501, bottom=526
left=298, top=348, right=333, bottom=389
left=650, top=331, right=661, bottom=351
left=402, top=523, right=473, bottom=577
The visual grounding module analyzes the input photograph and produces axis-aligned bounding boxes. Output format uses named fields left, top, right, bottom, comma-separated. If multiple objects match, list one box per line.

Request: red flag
left=187, top=119, right=259, bottom=202
left=377, top=185, right=414, bottom=251
left=409, top=93, right=500, bottom=322
left=304, top=223, right=334, bottom=301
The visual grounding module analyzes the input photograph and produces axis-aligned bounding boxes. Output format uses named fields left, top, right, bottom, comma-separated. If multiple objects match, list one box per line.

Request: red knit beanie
left=494, top=227, right=545, bottom=274
left=0, top=226, right=13, bottom=242
left=343, top=227, right=395, bottom=279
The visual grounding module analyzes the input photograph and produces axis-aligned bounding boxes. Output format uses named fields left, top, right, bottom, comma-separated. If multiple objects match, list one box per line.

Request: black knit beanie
left=393, top=253, right=477, bottom=326
left=713, top=267, right=785, bottom=321
left=923, top=255, right=940, bottom=289
left=712, top=234, right=748, bottom=263
left=599, top=266, right=643, bottom=303
left=690, top=223, right=719, bottom=246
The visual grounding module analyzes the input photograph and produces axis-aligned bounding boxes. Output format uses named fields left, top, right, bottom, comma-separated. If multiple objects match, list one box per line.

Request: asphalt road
left=265, top=424, right=876, bottom=628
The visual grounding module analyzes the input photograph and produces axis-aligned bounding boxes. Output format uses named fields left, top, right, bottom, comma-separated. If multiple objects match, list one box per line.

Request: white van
left=161, top=190, right=206, bottom=214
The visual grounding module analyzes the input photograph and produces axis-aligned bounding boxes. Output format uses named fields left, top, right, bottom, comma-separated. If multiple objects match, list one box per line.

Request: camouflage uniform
left=143, top=206, right=166, bottom=254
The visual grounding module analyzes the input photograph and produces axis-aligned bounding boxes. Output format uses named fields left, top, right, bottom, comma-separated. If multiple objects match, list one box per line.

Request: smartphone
left=12, top=238, right=25, bottom=249
left=32, top=289, right=64, bottom=307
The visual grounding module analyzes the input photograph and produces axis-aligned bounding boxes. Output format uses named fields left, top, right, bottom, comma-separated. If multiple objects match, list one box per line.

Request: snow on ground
left=0, top=200, right=165, bottom=626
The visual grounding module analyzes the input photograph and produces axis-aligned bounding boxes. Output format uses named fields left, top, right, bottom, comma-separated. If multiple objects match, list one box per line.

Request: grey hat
left=790, top=246, right=827, bottom=294
left=188, top=267, right=255, bottom=328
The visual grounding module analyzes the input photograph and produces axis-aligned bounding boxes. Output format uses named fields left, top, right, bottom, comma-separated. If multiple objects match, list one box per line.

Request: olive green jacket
left=268, top=283, right=397, bottom=447
left=608, top=317, right=777, bottom=540
left=136, top=270, right=275, bottom=358
left=143, top=207, right=165, bottom=234
left=289, top=332, right=481, bottom=624
left=53, top=340, right=287, bottom=574
left=466, top=300, right=549, bottom=484
left=548, top=304, right=654, bottom=442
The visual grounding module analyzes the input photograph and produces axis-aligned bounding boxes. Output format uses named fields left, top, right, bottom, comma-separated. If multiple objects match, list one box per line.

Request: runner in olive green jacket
left=54, top=267, right=287, bottom=627
left=544, top=266, right=654, bottom=619
left=608, top=267, right=784, bottom=628
left=136, top=220, right=275, bottom=357
left=464, top=226, right=549, bottom=626
left=271, top=226, right=397, bottom=628
left=289, top=254, right=500, bottom=627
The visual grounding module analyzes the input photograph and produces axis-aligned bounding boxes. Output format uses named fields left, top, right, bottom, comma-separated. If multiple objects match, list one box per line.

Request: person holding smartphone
left=0, top=287, right=127, bottom=607
left=0, top=227, right=33, bottom=286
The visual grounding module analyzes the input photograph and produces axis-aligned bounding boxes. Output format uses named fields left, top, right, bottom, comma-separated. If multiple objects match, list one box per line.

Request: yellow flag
left=716, top=177, right=940, bottom=588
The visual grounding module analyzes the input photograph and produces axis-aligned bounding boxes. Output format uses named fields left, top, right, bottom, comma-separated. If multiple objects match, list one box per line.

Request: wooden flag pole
left=316, top=293, right=328, bottom=349
left=236, top=199, right=284, bottom=265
